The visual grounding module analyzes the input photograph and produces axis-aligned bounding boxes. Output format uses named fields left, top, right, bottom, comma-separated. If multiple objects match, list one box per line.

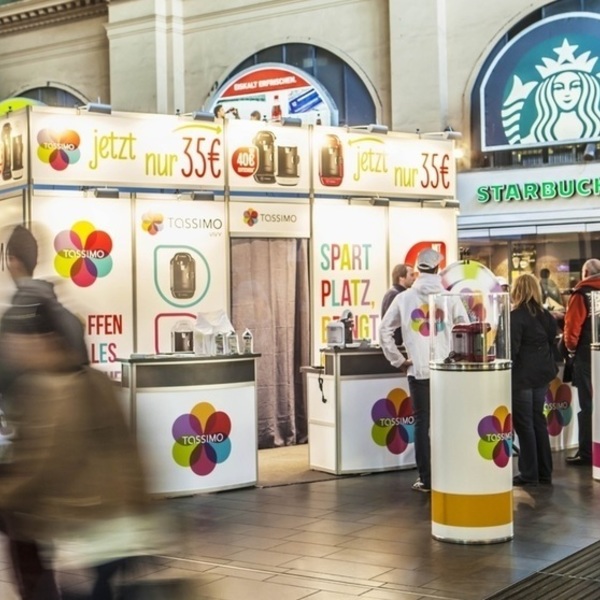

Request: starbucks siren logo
left=502, top=39, right=600, bottom=145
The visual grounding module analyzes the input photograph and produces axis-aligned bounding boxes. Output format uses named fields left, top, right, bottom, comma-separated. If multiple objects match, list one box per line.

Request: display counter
left=303, top=347, right=416, bottom=475
left=119, top=354, right=259, bottom=496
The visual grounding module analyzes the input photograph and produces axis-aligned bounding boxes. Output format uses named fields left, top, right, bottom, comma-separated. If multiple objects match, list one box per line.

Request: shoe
left=565, top=454, right=591, bottom=466
left=513, top=475, right=537, bottom=487
left=412, top=478, right=431, bottom=493
left=539, top=478, right=552, bottom=485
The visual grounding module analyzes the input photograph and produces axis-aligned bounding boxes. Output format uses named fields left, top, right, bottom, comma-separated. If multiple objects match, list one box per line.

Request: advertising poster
left=134, top=197, right=227, bottom=354
left=229, top=200, right=310, bottom=238
left=208, top=63, right=337, bottom=125
left=29, top=107, right=224, bottom=190
left=312, top=127, right=457, bottom=199
left=388, top=206, right=458, bottom=271
left=30, top=192, right=134, bottom=380
left=311, top=203, right=387, bottom=362
left=0, top=109, right=28, bottom=193
left=0, top=196, right=26, bottom=307
left=226, top=120, right=311, bottom=193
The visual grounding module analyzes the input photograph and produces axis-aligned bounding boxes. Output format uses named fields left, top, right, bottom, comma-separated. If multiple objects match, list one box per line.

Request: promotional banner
left=0, top=109, right=28, bottom=192
left=30, top=192, right=134, bottom=380
left=134, top=197, right=227, bottom=354
left=30, top=107, right=225, bottom=190
left=311, top=203, right=387, bottom=361
left=208, top=63, right=338, bottom=125
left=0, top=196, right=26, bottom=308
left=229, top=200, right=310, bottom=238
left=312, top=127, right=456, bottom=199
left=227, top=119, right=311, bottom=192
left=388, top=206, right=458, bottom=270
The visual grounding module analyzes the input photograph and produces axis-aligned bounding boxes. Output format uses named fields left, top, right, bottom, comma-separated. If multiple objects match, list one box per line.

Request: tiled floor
left=1, top=449, right=599, bottom=599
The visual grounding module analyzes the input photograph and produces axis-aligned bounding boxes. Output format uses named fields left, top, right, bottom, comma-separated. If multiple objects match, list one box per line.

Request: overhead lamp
left=440, top=199, right=460, bottom=208
left=94, top=187, right=120, bottom=198
left=367, top=124, right=388, bottom=135
left=583, top=143, right=596, bottom=161
left=282, top=117, right=302, bottom=127
left=420, top=128, right=462, bottom=141
left=191, top=190, right=215, bottom=201
left=192, top=111, right=215, bottom=122
left=369, top=197, right=389, bottom=206
left=84, top=103, right=112, bottom=115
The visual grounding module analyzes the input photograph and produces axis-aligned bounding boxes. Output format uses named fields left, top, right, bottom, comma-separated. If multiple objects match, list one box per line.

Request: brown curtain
left=230, top=238, right=310, bottom=448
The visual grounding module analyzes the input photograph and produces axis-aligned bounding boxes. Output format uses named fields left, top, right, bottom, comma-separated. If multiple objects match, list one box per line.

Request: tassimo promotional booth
left=0, top=105, right=459, bottom=494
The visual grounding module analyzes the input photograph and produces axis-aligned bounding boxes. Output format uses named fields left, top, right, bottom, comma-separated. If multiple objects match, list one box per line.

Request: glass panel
left=543, top=0, right=582, bottom=17
left=286, top=44, right=314, bottom=73
left=256, top=46, right=283, bottom=64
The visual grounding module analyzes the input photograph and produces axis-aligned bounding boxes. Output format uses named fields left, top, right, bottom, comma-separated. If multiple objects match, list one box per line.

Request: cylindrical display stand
left=591, top=344, right=600, bottom=479
left=431, top=364, right=513, bottom=543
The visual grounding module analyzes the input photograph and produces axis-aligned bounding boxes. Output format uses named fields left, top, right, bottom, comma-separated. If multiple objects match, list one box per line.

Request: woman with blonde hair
left=510, top=273, right=558, bottom=486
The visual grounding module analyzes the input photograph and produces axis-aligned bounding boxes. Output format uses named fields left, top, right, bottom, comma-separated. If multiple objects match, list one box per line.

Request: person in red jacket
left=563, top=258, right=600, bottom=466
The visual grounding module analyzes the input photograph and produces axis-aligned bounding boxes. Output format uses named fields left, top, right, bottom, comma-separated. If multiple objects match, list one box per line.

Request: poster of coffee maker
left=134, top=196, right=228, bottom=354
left=226, top=119, right=310, bottom=193
left=0, top=109, right=27, bottom=190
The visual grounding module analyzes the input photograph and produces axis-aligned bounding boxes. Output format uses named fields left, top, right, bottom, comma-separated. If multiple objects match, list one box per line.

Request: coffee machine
left=326, top=310, right=354, bottom=348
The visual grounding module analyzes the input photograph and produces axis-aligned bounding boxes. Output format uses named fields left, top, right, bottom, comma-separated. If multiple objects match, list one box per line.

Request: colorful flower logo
left=463, top=293, right=487, bottom=321
left=54, top=221, right=113, bottom=287
left=544, top=377, right=573, bottom=436
left=371, top=388, right=414, bottom=454
left=410, top=304, right=444, bottom=337
left=37, top=128, right=81, bottom=171
left=478, top=406, right=512, bottom=467
left=243, top=207, right=259, bottom=227
left=141, top=211, right=164, bottom=235
left=172, top=402, right=232, bottom=476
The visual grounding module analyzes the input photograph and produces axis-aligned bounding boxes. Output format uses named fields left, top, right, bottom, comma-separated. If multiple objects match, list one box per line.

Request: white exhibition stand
left=430, top=362, right=513, bottom=544
left=304, top=347, right=416, bottom=475
left=120, top=354, right=258, bottom=496
left=592, top=345, right=600, bottom=480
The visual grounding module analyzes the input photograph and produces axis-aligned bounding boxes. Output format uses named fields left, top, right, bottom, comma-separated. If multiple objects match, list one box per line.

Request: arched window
left=471, top=0, right=600, bottom=168
left=18, top=86, right=83, bottom=108
left=225, top=43, right=376, bottom=127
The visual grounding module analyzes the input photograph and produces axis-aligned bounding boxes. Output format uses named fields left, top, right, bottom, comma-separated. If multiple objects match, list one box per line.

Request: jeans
left=512, top=386, right=553, bottom=482
left=573, top=359, right=592, bottom=461
left=408, top=377, right=431, bottom=488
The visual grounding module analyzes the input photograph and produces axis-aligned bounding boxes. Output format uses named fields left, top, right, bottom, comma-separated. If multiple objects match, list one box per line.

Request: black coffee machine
left=340, top=309, right=354, bottom=345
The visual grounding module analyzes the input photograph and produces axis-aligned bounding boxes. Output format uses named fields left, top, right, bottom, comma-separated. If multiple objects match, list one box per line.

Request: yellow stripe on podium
left=432, top=491, right=513, bottom=528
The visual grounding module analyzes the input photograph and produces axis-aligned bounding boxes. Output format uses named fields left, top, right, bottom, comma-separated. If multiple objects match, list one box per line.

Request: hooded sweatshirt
left=379, top=273, right=467, bottom=379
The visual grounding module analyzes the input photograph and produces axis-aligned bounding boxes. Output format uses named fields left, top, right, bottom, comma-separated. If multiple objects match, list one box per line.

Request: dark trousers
left=512, top=386, right=553, bottom=482
left=573, top=359, right=592, bottom=461
left=408, top=376, right=431, bottom=488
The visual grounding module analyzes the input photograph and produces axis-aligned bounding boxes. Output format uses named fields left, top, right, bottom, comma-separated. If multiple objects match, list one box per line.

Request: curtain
left=230, top=238, right=310, bottom=448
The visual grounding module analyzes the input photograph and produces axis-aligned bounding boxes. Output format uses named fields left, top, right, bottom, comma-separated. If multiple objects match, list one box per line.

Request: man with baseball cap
left=379, top=248, right=467, bottom=492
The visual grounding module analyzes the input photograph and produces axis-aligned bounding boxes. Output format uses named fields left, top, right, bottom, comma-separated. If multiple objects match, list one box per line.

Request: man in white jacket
left=379, top=248, right=467, bottom=492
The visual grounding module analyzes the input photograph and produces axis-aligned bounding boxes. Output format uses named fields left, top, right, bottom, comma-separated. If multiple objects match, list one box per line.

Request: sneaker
left=412, top=478, right=431, bottom=493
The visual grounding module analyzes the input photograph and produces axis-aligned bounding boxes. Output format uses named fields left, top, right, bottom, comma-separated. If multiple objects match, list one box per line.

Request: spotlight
left=85, top=103, right=112, bottom=115
left=584, top=143, right=596, bottom=161
left=191, top=190, right=215, bottom=201
left=94, top=187, right=120, bottom=198
left=282, top=117, right=302, bottom=127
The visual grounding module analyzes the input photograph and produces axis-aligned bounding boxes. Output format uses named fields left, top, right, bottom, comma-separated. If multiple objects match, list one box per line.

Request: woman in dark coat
left=510, top=273, right=558, bottom=486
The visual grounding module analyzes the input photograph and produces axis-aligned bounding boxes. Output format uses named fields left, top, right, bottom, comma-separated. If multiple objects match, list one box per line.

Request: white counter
left=120, top=354, right=258, bottom=496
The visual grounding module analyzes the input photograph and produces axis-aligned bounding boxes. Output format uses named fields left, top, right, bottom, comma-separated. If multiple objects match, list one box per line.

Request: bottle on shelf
left=242, top=329, right=254, bottom=354
left=271, top=95, right=282, bottom=122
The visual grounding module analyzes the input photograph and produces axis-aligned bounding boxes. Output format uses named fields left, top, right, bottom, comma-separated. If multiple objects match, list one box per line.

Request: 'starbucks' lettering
left=477, top=177, right=600, bottom=203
